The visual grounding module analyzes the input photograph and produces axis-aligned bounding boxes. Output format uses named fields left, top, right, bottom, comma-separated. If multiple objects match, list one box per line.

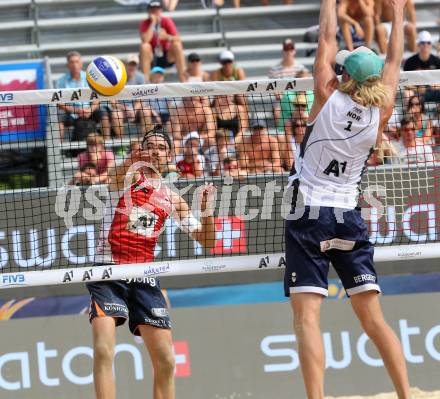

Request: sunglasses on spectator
left=220, top=60, right=233, bottom=65
left=419, top=41, right=431, bottom=45
left=190, top=59, right=201, bottom=63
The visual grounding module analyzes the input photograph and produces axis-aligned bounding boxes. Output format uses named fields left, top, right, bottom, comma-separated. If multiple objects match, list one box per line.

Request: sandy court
left=326, top=388, right=440, bottom=399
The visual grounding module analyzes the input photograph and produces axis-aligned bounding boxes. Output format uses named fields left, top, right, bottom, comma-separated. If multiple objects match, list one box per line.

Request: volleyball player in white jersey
left=284, top=0, right=411, bottom=398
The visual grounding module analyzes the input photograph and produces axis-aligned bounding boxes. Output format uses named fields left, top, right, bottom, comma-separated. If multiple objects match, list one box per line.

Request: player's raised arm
left=381, top=0, right=406, bottom=119
left=313, top=0, right=339, bottom=106
left=172, top=185, right=216, bottom=249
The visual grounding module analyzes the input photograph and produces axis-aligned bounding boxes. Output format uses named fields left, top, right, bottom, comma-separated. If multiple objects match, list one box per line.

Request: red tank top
left=95, top=174, right=173, bottom=264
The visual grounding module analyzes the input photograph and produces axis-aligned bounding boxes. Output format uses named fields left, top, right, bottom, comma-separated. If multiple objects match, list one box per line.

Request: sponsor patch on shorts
left=320, top=238, right=355, bottom=252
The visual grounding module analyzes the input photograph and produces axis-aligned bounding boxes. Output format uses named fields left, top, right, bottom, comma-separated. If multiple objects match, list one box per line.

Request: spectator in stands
left=375, top=0, right=416, bottom=54
left=396, top=116, right=436, bottom=166
left=184, top=53, right=209, bottom=82
left=129, top=138, right=142, bottom=155
left=268, top=39, right=305, bottom=79
left=169, top=96, right=216, bottom=155
left=406, top=95, right=433, bottom=144
left=139, top=1, right=186, bottom=82
left=126, top=54, right=146, bottom=86
left=223, top=156, right=247, bottom=179
left=236, top=119, right=282, bottom=175
left=404, top=31, right=440, bottom=71
left=56, top=51, right=104, bottom=141
left=204, top=129, right=236, bottom=176
left=210, top=50, right=246, bottom=81
left=211, top=95, right=248, bottom=137
left=337, top=0, right=375, bottom=51
left=144, top=66, right=171, bottom=130
left=71, top=163, right=99, bottom=186
left=77, top=133, right=115, bottom=184
left=367, top=129, right=398, bottom=166
left=276, top=88, right=313, bottom=134
left=176, top=131, right=205, bottom=178
left=279, top=118, right=306, bottom=171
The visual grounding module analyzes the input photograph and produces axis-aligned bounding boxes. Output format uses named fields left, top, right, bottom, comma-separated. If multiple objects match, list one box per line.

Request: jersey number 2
left=344, top=121, right=353, bottom=132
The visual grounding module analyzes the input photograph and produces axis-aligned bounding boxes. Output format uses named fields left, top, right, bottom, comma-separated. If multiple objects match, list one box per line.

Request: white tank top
left=290, top=90, right=379, bottom=209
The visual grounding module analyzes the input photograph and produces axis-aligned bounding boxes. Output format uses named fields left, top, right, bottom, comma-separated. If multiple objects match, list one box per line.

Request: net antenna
left=0, top=70, right=439, bottom=288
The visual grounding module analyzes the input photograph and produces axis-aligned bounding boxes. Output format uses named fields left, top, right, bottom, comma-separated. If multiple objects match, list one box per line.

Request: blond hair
left=339, top=77, right=389, bottom=108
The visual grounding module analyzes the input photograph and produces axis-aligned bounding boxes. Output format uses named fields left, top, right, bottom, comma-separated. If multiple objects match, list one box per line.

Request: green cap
left=336, top=46, right=384, bottom=83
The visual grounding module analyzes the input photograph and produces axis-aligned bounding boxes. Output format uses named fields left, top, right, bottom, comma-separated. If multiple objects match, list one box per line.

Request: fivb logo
left=1, top=273, right=26, bottom=286
left=0, top=92, right=13, bottom=103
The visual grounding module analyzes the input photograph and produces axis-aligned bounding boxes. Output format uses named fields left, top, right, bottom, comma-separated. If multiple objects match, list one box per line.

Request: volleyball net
left=0, top=70, right=439, bottom=288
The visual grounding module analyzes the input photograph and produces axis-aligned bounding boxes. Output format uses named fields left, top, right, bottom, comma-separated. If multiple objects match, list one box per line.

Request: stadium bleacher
left=0, top=0, right=438, bottom=82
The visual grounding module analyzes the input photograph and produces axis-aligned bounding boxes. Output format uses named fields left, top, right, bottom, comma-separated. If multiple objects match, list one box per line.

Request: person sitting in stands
left=71, top=163, right=99, bottom=186
left=184, top=53, right=209, bottom=82
left=176, top=131, right=205, bottom=179
left=236, top=119, right=282, bottom=175
left=77, top=133, right=115, bottom=184
left=211, top=95, right=249, bottom=137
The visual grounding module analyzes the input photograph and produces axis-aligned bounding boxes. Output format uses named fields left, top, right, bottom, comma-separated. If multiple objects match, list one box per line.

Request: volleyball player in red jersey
left=87, top=125, right=215, bottom=399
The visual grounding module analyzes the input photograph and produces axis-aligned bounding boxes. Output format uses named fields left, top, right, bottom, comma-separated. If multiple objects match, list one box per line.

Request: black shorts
left=153, top=52, right=174, bottom=69
left=284, top=205, right=380, bottom=298
left=87, top=278, right=171, bottom=335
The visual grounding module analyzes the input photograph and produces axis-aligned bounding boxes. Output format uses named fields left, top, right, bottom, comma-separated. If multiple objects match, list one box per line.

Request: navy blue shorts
left=87, top=278, right=171, bottom=335
left=284, top=206, right=380, bottom=297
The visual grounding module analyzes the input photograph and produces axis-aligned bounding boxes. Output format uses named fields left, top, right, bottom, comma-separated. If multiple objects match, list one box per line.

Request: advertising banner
left=0, top=61, right=46, bottom=141
left=0, top=170, right=439, bottom=275
left=0, top=293, right=439, bottom=398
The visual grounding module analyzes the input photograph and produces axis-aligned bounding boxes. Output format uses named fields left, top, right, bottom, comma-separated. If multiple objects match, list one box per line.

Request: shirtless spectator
left=169, top=96, right=216, bottom=155
left=236, top=120, right=282, bottom=175
left=176, top=132, right=205, bottom=179
left=139, top=1, right=186, bottom=82
left=71, top=163, right=99, bottom=186
left=338, top=0, right=375, bottom=51
left=375, top=0, right=416, bottom=54
left=184, top=53, right=209, bottom=82
left=77, top=133, right=115, bottom=184
left=268, top=39, right=305, bottom=79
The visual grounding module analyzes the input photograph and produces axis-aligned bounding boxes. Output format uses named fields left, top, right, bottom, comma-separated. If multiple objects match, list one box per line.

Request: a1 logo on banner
left=211, top=217, right=247, bottom=255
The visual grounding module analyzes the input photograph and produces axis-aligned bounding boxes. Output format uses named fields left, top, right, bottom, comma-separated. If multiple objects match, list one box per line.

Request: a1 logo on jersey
left=127, top=206, right=159, bottom=237
left=315, top=147, right=352, bottom=183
